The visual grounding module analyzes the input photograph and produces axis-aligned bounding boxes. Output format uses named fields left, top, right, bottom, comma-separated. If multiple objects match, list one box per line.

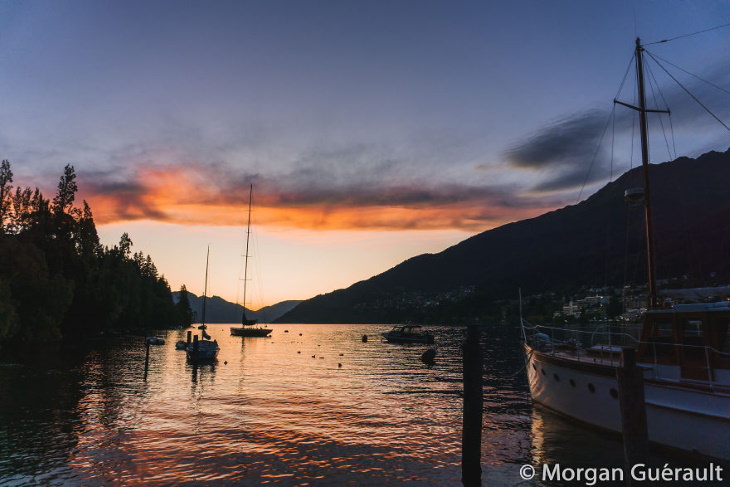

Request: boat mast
left=615, top=38, right=669, bottom=309
left=202, top=244, right=210, bottom=326
left=242, top=184, right=253, bottom=322
left=635, top=38, right=659, bottom=309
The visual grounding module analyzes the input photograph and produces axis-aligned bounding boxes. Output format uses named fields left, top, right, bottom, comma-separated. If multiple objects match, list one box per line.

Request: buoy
left=421, top=348, right=437, bottom=365
left=362, top=334, right=368, bottom=342
left=338, top=363, right=342, bottom=368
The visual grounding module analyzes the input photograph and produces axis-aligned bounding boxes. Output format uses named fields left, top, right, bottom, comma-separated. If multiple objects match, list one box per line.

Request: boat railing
left=523, top=321, right=730, bottom=391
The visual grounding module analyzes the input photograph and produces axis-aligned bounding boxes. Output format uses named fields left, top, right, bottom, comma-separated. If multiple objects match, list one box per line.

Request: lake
left=0, top=324, right=721, bottom=486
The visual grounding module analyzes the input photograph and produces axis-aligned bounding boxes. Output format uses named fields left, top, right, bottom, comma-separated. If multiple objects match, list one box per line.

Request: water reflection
left=1, top=324, right=713, bottom=486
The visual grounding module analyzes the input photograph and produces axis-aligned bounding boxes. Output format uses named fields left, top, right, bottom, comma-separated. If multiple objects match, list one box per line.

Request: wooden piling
left=462, top=325, right=482, bottom=486
left=617, top=347, right=648, bottom=483
left=187, top=330, right=192, bottom=346
left=143, top=338, right=150, bottom=379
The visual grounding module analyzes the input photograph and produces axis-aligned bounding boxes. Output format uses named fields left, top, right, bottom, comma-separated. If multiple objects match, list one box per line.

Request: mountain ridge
left=172, top=292, right=301, bottom=323
left=277, top=148, right=730, bottom=323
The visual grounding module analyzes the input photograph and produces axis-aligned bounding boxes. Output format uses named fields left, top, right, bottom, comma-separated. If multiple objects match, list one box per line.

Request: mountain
left=277, top=149, right=730, bottom=324
left=172, top=292, right=301, bottom=323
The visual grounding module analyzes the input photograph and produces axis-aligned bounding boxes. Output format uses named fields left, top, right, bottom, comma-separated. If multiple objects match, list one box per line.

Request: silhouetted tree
left=176, top=285, right=195, bottom=327
left=0, top=160, right=12, bottom=233
left=0, top=161, right=182, bottom=343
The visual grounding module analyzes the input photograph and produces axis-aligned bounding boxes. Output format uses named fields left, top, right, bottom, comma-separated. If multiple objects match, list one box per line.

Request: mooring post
left=617, top=347, right=648, bottom=484
left=143, top=338, right=150, bottom=379
left=462, top=324, right=483, bottom=486
left=187, top=330, right=192, bottom=346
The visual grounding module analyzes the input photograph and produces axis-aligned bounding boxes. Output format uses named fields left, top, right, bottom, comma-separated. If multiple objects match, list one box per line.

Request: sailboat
left=521, top=38, right=730, bottom=460
left=230, top=185, right=273, bottom=337
left=187, top=245, right=220, bottom=363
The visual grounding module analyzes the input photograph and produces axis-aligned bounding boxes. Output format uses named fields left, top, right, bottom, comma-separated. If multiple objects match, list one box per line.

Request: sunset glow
left=6, top=1, right=729, bottom=307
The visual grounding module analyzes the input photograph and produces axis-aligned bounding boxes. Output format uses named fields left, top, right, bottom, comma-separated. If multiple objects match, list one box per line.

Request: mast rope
left=644, top=22, right=730, bottom=45
left=644, top=60, right=676, bottom=161
left=645, top=49, right=730, bottom=133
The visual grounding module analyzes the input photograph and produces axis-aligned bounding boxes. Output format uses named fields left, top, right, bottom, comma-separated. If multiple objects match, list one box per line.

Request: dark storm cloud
left=504, top=110, right=612, bottom=192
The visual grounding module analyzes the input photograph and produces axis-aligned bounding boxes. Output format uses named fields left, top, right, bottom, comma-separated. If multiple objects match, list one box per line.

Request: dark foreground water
left=0, top=324, right=722, bottom=486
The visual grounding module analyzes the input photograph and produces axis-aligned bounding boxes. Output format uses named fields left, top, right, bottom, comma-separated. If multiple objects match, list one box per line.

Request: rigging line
left=576, top=106, right=615, bottom=203
left=645, top=51, right=730, bottom=133
left=644, top=22, right=730, bottom=45
left=644, top=60, right=675, bottom=161
left=615, top=54, right=636, bottom=100
left=647, top=51, right=730, bottom=96
left=644, top=57, right=678, bottom=159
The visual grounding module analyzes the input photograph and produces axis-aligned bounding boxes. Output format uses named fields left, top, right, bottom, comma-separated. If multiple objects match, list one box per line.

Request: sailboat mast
left=202, top=244, right=210, bottom=326
left=242, top=185, right=253, bottom=319
left=635, top=37, right=659, bottom=309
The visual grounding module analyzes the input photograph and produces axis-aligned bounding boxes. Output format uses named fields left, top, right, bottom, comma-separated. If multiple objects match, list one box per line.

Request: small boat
left=145, top=336, right=165, bottom=346
left=381, top=325, right=434, bottom=344
left=186, top=245, right=220, bottom=364
left=521, top=38, right=730, bottom=461
left=230, top=185, right=272, bottom=338
left=175, top=340, right=187, bottom=350
left=186, top=336, right=219, bottom=363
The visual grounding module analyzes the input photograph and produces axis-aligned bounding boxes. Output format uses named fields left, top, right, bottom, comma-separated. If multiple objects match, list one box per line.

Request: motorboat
left=382, top=325, right=434, bottom=344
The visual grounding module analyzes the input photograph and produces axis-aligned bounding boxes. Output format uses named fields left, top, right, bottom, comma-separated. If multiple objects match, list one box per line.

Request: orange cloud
left=79, top=162, right=561, bottom=232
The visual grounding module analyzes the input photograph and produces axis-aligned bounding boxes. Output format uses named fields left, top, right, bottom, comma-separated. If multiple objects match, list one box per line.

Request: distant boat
left=145, top=336, right=165, bottom=346
left=521, top=38, right=730, bottom=461
left=188, top=245, right=219, bottom=363
left=230, top=185, right=273, bottom=338
left=382, top=325, right=434, bottom=344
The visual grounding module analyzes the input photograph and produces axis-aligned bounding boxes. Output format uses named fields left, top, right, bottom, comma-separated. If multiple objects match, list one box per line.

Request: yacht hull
left=526, top=344, right=730, bottom=461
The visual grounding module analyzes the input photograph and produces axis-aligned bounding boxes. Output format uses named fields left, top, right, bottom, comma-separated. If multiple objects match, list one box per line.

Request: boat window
left=711, top=318, right=730, bottom=369
left=678, top=318, right=709, bottom=370
left=646, top=317, right=673, bottom=339
left=682, top=320, right=703, bottom=338
left=641, top=316, right=676, bottom=364
left=718, top=319, right=730, bottom=353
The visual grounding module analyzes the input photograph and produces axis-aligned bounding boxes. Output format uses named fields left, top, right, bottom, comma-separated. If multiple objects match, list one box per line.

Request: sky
left=2, top=0, right=730, bottom=308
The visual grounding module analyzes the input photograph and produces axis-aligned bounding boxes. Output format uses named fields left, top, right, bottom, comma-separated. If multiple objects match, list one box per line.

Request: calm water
left=0, top=324, right=717, bottom=486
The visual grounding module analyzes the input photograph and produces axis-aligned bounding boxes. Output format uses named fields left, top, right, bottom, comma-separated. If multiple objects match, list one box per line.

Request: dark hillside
left=278, top=149, right=730, bottom=323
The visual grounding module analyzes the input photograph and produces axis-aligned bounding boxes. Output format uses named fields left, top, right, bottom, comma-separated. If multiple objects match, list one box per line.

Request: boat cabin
left=637, top=302, right=730, bottom=384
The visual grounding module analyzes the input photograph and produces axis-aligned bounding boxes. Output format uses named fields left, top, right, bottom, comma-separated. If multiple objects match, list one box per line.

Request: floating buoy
left=421, top=348, right=437, bottom=365
left=362, top=334, right=368, bottom=342
left=338, top=363, right=342, bottom=368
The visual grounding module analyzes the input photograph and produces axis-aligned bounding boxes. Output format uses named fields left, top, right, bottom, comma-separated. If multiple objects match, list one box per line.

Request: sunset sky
left=3, top=1, right=729, bottom=308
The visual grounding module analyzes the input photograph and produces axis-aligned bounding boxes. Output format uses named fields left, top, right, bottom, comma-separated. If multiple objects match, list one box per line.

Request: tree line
left=0, top=160, right=193, bottom=343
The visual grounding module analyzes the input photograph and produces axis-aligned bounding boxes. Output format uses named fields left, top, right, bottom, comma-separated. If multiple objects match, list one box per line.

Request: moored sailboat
left=230, top=185, right=273, bottom=338
left=187, top=245, right=220, bottom=363
left=521, top=38, right=730, bottom=461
